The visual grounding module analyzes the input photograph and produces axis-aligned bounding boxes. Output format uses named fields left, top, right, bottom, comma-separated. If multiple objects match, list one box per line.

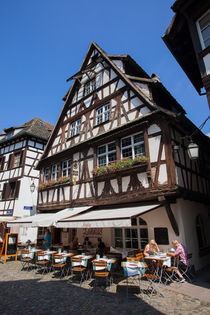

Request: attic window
left=84, top=78, right=96, bottom=96
left=39, top=121, right=46, bottom=127
left=6, top=131, right=13, bottom=139
left=197, top=10, right=210, bottom=49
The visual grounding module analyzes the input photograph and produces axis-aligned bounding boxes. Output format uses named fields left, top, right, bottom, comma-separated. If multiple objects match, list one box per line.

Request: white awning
left=7, top=207, right=91, bottom=228
left=56, top=204, right=160, bottom=228
left=0, top=216, right=20, bottom=223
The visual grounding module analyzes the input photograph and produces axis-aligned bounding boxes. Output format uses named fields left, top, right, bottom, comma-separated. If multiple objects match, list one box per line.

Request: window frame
left=113, top=217, right=148, bottom=250
left=13, top=152, right=21, bottom=168
left=121, top=132, right=145, bottom=159
left=51, top=164, right=59, bottom=180
left=196, top=10, right=210, bottom=50
left=84, top=78, right=96, bottom=96
left=70, top=119, right=81, bottom=138
left=96, top=104, right=110, bottom=126
left=61, top=160, right=71, bottom=177
left=44, top=168, right=49, bottom=183
left=97, top=141, right=116, bottom=166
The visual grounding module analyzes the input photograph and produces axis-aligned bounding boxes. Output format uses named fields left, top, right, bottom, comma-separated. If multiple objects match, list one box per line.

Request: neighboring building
left=162, top=0, right=210, bottom=108
left=0, top=118, right=53, bottom=243
left=10, top=42, right=210, bottom=270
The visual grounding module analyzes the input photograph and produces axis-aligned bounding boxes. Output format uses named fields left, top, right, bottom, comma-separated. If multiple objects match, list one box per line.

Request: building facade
left=163, top=0, right=210, bottom=108
left=0, top=118, right=53, bottom=243
left=33, top=42, right=210, bottom=270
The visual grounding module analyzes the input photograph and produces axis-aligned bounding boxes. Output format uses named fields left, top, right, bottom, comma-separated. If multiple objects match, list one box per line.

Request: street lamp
left=187, top=141, right=199, bottom=160
left=30, top=181, right=35, bottom=193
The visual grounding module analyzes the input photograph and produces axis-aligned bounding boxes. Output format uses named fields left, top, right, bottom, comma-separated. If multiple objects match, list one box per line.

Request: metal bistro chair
left=36, top=251, right=51, bottom=275
left=20, top=249, right=35, bottom=271
left=70, top=257, right=87, bottom=286
left=179, top=253, right=194, bottom=282
left=142, top=261, right=164, bottom=299
left=92, top=260, right=113, bottom=292
left=52, top=254, right=67, bottom=278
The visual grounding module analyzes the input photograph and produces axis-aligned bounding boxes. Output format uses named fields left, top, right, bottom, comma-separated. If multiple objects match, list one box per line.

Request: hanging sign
left=0, top=233, right=18, bottom=263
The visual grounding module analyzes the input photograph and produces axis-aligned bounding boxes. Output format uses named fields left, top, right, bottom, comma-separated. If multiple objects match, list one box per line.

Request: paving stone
left=0, top=261, right=210, bottom=314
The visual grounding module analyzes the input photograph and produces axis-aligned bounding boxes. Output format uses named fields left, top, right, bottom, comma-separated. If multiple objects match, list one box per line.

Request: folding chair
left=142, top=261, right=164, bottom=299
left=135, top=252, right=144, bottom=261
left=179, top=254, right=194, bottom=282
left=36, top=252, right=51, bottom=275
left=52, top=254, right=67, bottom=278
left=92, top=261, right=113, bottom=291
left=20, top=250, right=35, bottom=271
left=70, top=257, right=87, bottom=286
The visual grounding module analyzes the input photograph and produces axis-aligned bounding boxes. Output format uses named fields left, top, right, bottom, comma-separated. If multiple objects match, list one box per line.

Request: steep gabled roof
left=39, top=42, right=185, bottom=162
left=0, top=117, right=54, bottom=145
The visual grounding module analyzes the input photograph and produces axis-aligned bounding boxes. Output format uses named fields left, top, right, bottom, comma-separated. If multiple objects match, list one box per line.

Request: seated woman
left=70, top=236, right=79, bottom=250
left=144, top=240, right=160, bottom=257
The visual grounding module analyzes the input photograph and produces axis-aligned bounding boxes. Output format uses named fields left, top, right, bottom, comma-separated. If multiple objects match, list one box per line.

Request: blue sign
left=24, top=206, right=33, bottom=210
left=6, top=210, right=12, bottom=215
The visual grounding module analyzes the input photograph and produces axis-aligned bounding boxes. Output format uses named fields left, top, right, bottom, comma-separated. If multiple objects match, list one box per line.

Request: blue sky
left=0, top=0, right=209, bottom=135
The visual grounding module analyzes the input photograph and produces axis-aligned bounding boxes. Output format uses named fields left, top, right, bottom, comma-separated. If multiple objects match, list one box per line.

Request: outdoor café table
left=144, top=254, right=171, bottom=282
left=73, top=254, right=94, bottom=267
left=121, top=261, right=146, bottom=297
left=92, top=257, right=117, bottom=272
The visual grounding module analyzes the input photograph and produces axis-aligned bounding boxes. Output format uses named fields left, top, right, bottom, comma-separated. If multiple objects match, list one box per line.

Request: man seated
left=167, top=240, right=189, bottom=283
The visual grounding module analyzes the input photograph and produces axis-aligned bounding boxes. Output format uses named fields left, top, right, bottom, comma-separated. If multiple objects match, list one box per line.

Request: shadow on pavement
left=0, top=278, right=164, bottom=315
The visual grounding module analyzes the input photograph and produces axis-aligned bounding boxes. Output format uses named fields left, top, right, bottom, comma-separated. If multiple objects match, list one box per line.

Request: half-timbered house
left=10, top=43, right=210, bottom=270
left=0, top=118, right=53, bottom=243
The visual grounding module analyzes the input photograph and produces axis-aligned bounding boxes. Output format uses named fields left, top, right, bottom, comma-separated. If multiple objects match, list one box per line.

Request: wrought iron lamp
left=30, top=181, right=35, bottom=193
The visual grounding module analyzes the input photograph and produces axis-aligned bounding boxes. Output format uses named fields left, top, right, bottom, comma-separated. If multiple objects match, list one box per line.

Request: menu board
left=0, top=233, right=18, bottom=262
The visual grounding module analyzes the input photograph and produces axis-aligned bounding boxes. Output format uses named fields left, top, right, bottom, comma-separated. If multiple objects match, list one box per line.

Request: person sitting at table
left=96, top=237, right=105, bottom=257
left=144, top=240, right=160, bottom=257
left=43, top=229, right=51, bottom=249
left=167, top=240, right=189, bottom=283
left=82, top=236, right=92, bottom=249
left=70, top=236, right=78, bottom=250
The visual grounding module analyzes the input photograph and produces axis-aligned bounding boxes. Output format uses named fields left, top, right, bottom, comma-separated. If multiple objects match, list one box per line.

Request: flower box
left=38, top=177, right=71, bottom=191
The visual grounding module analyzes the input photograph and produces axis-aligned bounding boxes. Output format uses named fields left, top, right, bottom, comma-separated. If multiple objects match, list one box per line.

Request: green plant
left=92, top=155, right=149, bottom=176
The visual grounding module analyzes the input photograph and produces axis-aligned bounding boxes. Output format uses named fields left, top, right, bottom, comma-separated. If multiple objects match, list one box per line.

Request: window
left=114, top=217, right=148, bottom=250
left=96, top=104, right=110, bottom=125
left=97, top=142, right=116, bottom=166
left=44, top=168, right=49, bottom=182
left=51, top=164, right=59, bottom=180
left=62, top=160, right=71, bottom=177
left=70, top=119, right=81, bottom=138
left=114, top=228, right=123, bottom=248
left=154, top=228, right=169, bottom=245
left=197, top=11, right=210, bottom=49
left=84, top=79, right=96, bottom=96
left=14, top=152, right=21, bottom=168
left=196, top=215, right=207, bottom=249
left=121, top=133, right=145, bottom=159
left=2, top=181, right=20, bottom=200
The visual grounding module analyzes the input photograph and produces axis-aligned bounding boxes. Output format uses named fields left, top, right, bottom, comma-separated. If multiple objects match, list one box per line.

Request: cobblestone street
left=0, top=261, right=210, bottom=315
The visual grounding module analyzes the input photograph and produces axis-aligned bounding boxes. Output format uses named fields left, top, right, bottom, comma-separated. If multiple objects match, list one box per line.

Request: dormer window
left=84, top=78, right=96, bottom=96
left=197, top=11, right=210, bottom=49
left=70, top=119, right=81, bottom=138
left=96, top=104, right=110, bottom=125
left=6, top=131, right=13, bottom=139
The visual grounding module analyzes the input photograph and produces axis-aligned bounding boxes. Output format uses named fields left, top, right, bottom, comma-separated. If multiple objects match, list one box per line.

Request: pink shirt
left=175, top=244, right=189, bottom=266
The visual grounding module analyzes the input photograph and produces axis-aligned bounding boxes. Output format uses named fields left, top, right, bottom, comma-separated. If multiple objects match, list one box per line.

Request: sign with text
left=82, top=228, right=102, bottom=238
left=0, top=233, right=18, bottom=263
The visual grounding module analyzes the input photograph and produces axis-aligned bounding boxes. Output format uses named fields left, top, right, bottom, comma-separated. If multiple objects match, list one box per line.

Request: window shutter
left=2, top=183, right=10, bottom=200
left=15, top=181, right=21, bottom=199
left=2, top=183, right=7, bottom=199
left=7, top=154, right=13, bottom=169
left=20, top=150, right=25, bottom=166
left=0, top=156, right=5, bottom=171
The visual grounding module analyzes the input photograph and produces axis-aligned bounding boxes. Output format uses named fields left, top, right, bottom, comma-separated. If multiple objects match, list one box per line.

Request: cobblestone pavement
left=0, top=261, right=210, bottom=315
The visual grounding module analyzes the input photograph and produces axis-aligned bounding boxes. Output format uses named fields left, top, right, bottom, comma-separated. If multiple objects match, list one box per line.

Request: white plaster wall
left=172, top=199, right=210, bottom=271
left=148, top=136, right=161, bottom=163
